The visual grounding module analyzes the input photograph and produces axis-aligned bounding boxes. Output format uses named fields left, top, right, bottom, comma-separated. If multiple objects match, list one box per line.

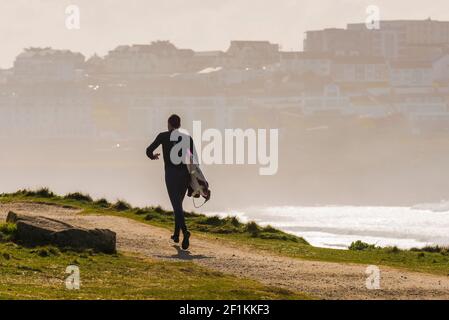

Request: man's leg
left=165, top=168, right=189, bottom=237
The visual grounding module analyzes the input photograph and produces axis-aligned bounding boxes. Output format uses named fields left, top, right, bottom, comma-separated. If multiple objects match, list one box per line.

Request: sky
left=1, top=0, right=449, bottom=68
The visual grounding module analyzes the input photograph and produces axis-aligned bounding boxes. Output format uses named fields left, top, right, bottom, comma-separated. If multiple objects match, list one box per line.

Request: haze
left=1, top=0, right=448, bottom=68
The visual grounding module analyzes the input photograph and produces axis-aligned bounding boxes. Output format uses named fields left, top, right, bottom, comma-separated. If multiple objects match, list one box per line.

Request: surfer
left=146, top=114, right=194, bottom=250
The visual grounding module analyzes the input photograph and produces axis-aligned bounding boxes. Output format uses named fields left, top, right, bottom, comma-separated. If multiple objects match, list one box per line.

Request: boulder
left=6, top=211, right=116, bottom=253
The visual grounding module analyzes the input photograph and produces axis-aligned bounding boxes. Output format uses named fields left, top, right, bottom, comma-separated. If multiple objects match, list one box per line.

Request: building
left=302, top=83, right=351, bottom=115
left=0, top=89, right=94, bottom=139
left=348, top=19, right=449, bottom=59
left=400, top=44, right=448, bottom=62
left=85, top=54, right=105, bottom=75
left=279, top=52, right=332, bottom=76
left=305, top=19, right=449, bottom=60
left=103, top=41, right=195, bottom=76
left=13, top=47, right=85, bottom=83
left=331, top=56, right=389, bottom=84
left=389, top=61, right=434, bottom=87
left=432, top=54, right=449, bottom=83
left=408, top=111, right=449, bottom=134
left=0, top=69, right=12, bottom=84
left=304, top=28, right=373, bottom=56
left=391, top=91, right=448, bottom=112
left=190, top=51, right=227, bottom=71
left=225, top=41, right=279, bottom=69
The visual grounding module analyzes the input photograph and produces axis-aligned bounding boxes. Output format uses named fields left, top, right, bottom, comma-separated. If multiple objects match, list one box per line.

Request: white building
left=302, top=84, right=351, bottom=115
left=280, top=52, right=332, bottom=76
left=103, top=41, right=194, bottom=76
left=331, top=56, right=389, bottom=84
left=0, top=91, right=94, bottom=139
left=432, top=54, right=449, bottom=83
left=389, top=61, right=433, bottom=87
left=13, top=48, right=85, bottom=83
left=225, top=41, right=279, bottom=69
left=0, top=69, right=12, bottom=84
left=348, top=19, right=449, bottom=60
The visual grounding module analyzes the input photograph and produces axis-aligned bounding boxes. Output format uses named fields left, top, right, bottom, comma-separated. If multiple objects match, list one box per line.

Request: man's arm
left=146, top=133, right=162, bottom=160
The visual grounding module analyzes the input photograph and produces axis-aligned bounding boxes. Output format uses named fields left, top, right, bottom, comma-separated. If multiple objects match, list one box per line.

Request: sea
left=210, top=203, right=449, bottom=250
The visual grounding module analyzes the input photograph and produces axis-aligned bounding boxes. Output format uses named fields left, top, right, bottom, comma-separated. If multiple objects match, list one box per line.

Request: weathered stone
left=6, top=211, right=116, bottom=253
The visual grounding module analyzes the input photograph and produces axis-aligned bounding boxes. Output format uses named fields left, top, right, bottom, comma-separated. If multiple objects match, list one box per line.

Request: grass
left=0, top=241, right=309, bottom=300
left=0, top=188, right=307, bottom=244
left=0, top=223, right=17, bottom=242
left=1, top=188, right=449, bottom=277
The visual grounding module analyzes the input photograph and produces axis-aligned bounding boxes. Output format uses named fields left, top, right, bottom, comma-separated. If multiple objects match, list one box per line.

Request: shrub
left=199, top=216, right=223, bottom=226
left=34, top=188, right=55, bottom=198
left=94, top=198, right=111, bottom=208
left=64, top=192, right=93, bottom=202
left=112, top=200, right=132, bottom=211
left=262, top=225, right=279, bottom=233
left=154, top=206, right=164, bottom=214
left=144, top=213, right=157, bottom=221
left=411, top=245, right=449, bottom=254
left=134, top=208, right=148, bottom=215
left=228, top=217, right=241, bottom=227
left=245, top=221, right=260, bottom=234
left=349, top=240, right=376, bottom=251
left=385, top=246, right=401, bottom=254
left=14, top=188, right=55, bottom=198
left=185, top=211, right=200, bottom=217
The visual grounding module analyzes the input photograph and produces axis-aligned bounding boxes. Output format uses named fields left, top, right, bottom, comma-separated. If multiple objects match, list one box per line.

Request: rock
left=6, top=211, right=116, bottom=253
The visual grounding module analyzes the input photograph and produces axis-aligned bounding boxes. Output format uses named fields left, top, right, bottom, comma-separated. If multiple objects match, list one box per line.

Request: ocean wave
left=207, top=205, right=449, bottom=249
left=412, top=201, right=449, bottom=212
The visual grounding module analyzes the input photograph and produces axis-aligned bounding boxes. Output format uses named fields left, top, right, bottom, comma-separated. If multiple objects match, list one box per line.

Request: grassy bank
left=0, top=189, right=308, bottom=244
left=1, top=189, right=448, bottom=277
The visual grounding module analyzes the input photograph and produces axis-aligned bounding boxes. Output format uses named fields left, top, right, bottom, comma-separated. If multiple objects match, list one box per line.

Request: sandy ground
left=1, top=202, right=448, bottom=300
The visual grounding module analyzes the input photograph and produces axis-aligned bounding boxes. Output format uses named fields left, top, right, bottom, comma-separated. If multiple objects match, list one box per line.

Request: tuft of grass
left=134, top=208, right=148, bottom=215
left=13, top=188, right=55, bottom=198
left=94, top=198, right=111, bottom=208
left=0, top=223, right=17, bottom=242
left=262, top=225, right=278, bottom=233
left=385, top=246, right=401, bottom=254
left=144, top=214, right=154, bottom=221
left=245, top=221, right=260, bottom=235
left=198, top=215, right=222, bottom=226
left=154, top=206, right=164, bottom=214
left=411, top=245, right=449, bottom=255
left=37, top=248, right=49, bottom=257
left=64, top=192, right=93, bottom=203
left=229, top=216, right=241, bottom=227
left=112, top=200, right=132, bottom=212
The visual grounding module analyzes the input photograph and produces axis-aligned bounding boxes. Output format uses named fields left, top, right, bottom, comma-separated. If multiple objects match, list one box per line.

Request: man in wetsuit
left=146, top=114, right=194, bottom=250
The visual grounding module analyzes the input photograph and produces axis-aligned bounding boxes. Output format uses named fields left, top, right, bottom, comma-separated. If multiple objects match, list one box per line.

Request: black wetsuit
left=146, top=130, right=194, bottom=237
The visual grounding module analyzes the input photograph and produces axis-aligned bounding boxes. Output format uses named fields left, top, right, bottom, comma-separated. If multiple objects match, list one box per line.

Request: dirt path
left=1, top=202, right=448, bottom=300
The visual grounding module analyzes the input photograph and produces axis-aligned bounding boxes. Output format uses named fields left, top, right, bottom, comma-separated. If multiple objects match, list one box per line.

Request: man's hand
left=152, top=153, right=160, bottom=160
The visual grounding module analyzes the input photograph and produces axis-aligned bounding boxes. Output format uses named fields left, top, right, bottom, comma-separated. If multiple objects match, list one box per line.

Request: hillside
left=0, top=189, right=448, bottom=300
